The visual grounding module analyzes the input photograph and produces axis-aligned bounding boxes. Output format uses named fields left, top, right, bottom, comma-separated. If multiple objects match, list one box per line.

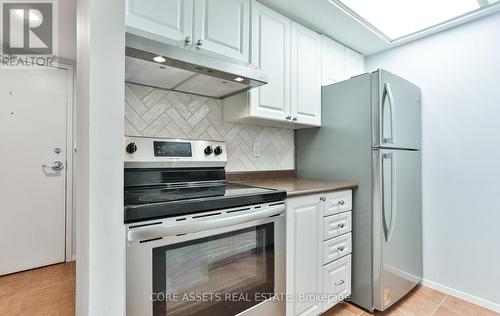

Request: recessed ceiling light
left=153, top=56, right=166, bottom=63
left=331, top=0, right=500, bottom=41
left=233, top=77, right=244, bottom=82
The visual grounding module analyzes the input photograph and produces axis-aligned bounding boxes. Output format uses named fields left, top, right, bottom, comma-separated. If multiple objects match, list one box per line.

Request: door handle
left=44, top=161, right=64, bottom=171
left=381, top=153, right=396, bottom=242
left=383, top=83, right=396, bottom=144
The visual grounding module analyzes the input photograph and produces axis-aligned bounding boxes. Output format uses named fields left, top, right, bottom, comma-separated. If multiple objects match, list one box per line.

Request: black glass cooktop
left=124, top=182, right=286, bottom=223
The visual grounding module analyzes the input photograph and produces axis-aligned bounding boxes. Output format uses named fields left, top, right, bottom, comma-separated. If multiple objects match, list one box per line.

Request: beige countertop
left=228, top=171, right=357, bottom=197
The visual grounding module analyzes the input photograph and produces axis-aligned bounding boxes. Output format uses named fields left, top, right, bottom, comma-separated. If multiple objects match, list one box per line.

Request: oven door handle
left=127, top=204, right=285, bottom=242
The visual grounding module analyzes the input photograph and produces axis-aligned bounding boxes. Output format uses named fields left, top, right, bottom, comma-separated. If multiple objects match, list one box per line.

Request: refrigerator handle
left=383, top=83, right=397, bottom=144
left=382, top=153, right=397, bottom=242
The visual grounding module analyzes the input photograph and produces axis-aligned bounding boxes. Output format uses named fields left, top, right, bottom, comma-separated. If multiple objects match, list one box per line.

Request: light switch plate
left=252, top=142, right=261, bottom=158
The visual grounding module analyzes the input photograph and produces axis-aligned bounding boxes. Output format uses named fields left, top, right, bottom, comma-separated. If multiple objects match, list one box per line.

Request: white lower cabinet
left=286, top=194, right=323, bottom=316
left=322, top=255, right=352, bottom=311
left=287, top=190, right=353, bottom=316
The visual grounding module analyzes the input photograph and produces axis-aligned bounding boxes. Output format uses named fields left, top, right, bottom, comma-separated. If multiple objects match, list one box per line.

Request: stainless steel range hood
left=125, top=33, right=267, bottom=99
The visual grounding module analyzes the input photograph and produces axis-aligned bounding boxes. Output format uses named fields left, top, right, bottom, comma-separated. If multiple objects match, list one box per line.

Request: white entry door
left=0, top=68, right=68, bottom=275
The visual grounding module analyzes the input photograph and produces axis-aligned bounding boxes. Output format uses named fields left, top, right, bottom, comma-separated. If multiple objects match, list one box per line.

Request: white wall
left=76, top=0, right=125, bottom=314
left=58, top=0, right=76, bottom=62
left=367, top=12, right=500, bottom=311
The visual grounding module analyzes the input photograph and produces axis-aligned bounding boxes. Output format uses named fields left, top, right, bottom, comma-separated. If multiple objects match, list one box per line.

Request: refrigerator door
left=372, top=70, right=422, bottom=150
left=373, top=149, right=422, bottom=311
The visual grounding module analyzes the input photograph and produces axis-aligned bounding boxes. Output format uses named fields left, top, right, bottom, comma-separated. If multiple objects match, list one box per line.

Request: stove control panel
left=124, top=137, right=227, bottom=168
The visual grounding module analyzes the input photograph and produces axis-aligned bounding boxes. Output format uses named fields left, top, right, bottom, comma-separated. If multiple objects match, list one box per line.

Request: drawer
left=322, top=254, right=351, bottom=312
left=324, top=190, right=352, bottom=217
left=323, top=212, right=352, bottom=241
left=323, top=233, right=352, bottom=265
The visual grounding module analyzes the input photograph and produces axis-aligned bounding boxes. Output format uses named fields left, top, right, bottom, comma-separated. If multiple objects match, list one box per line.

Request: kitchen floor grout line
left=430, top=294, right=449, bottom=316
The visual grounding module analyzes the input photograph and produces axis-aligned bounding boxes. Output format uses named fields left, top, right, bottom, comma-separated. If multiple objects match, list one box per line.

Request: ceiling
left=258, top=0, right=500, bottom=56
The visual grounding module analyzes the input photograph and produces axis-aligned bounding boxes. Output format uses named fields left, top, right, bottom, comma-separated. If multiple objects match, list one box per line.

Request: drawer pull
left=320, top=196, right=326, bottom=202
left=337, top=200, right=345, bottom=206
left=338, top=223, right=345, bottom=228
left=338, top=246, right=345, bottom=251
left=335, top=280, right=345, bottom=287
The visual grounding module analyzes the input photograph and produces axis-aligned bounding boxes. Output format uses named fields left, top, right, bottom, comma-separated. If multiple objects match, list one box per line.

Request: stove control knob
left=214, top=146, right=223, bottom=156
left=126, top=142, right=137, bottom=154
left=204, top=146, right=213, bottom=155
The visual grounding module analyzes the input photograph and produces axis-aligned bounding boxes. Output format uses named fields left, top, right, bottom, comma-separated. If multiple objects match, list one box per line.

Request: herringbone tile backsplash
left=124, top=83, right=295, bottom=172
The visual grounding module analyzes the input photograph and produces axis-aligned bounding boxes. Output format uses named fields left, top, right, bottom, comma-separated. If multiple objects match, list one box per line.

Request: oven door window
left=152, top=223, right=275, bottom=316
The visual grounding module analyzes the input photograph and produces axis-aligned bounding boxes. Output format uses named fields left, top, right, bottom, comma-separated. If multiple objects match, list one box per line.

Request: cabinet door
left=291, top=22, right=322, bottom=127
left=126, top=0, right=193, bottom=45
left=249, top=2, right=291, bottom=121
left=322, top=254, right=352, bottom=312
left=193, top=0, right=250, bottom=62
left=345, top=47, right=365, bottom=78
left=287, top=194, right=322, bottom=316
left=321, top=35, right=347, bottom=85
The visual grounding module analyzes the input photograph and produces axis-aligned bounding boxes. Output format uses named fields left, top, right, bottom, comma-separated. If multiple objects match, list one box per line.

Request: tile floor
left=325, top=286, right=500, bottom=316
left=0, top=262, right=75, bottom=316
left=0, top=263, right=498, bottom=316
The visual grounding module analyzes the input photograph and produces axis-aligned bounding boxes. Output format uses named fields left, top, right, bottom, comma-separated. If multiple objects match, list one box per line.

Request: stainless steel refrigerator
left=296, top=69, right=423, bottom=312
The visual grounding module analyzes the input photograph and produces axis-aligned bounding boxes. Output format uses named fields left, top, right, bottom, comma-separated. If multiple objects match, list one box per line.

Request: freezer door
left=373, top=149, right=422, bottom=311
left=372, top=70, right=422, bottom=150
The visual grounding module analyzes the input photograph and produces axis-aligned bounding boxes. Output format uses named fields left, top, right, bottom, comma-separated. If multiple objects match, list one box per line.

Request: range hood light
left=125, top=34, right=268, bottom=98
left=153, top=56, right=166, bottom=63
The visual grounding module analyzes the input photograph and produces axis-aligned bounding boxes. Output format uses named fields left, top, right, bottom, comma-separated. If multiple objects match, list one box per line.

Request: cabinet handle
left=196, top=39, right=204, bottom=47
left=320, top=196, right=326, bottom=202
left=184, top=36, right=192, bottom=45
left=338, top=223, right=345, bottom=229
left=285, top=115, right=292, bottom=120
left=292, top=116, right=298, bottom=122
left=338, top=246, right=345, bottom=251
left=337, top=200, right=345, bottom=206
left=334, top=280, right=345, bottom=287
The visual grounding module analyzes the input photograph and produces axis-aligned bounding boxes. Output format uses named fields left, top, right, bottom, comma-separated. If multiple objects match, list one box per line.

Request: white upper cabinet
left=345, top=47, right=365, bottom=78
left=223, top=2, right=321, bottom=129
left=193, top=0, right=250, bottom=62
left=321, top=35, right=365, bottom=86
left=291, top=22, right=322, bottom=127
left=126, top=0, right=250, bottom=63
left=321, top=35, right=346, bottom=85
left=126, top=0, right=193, bottom=46
left=248, top=1, right=291, bottom=121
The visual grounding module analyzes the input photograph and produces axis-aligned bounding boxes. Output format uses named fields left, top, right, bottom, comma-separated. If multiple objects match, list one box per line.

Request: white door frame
left=51, top=62, right=75, bottom=262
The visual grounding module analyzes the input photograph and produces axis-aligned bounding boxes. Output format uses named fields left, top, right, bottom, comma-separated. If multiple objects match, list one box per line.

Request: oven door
left=126, top=212, right=285, bottom=316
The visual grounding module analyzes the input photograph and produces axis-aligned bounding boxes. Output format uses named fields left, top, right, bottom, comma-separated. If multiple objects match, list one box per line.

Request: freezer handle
left=382, top=152, right=397, bottom=242
left=383, top=83, right=396, bottom=144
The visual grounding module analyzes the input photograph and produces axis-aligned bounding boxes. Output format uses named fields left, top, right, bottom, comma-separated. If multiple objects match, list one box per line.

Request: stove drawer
left=323, top=212, right=352, bottom=241
left=324, top=190, right=352, bottom=217
left=323, top=233, right=352, bottom=265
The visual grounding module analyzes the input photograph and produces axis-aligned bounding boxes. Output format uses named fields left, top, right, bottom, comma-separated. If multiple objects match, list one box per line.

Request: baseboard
left=422, top=279, right=500, bottom=313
